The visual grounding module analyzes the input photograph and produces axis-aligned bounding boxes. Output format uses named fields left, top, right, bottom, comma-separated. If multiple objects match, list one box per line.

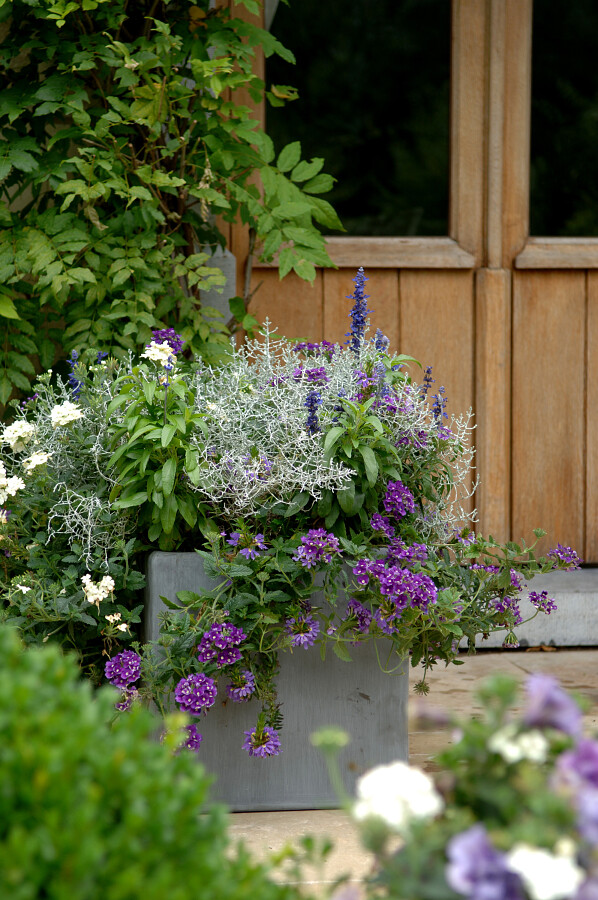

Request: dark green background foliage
left=530, top=0, right=598, bottom=236
left=0, top=0, right=340, bottom=407
left=267, top=0, right=450, bottom=237
left=0, top=625, right=305, bottom=900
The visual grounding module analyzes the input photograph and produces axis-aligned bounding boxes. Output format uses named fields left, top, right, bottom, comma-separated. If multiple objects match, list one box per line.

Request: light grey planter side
left=145, top=551, right=409, bottom=812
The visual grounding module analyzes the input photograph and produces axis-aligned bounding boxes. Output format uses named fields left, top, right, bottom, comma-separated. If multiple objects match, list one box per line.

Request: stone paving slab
left=226, top=648, right=598, bottom=895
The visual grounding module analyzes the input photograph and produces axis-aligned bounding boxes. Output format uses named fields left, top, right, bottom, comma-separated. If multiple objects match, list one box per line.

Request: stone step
left=474, top=569, right=598, bottom=649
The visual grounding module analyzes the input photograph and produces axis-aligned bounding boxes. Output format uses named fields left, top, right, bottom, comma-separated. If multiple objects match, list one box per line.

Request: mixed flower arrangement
left=332, top=673, right=598, bottom=900
left=0, top=269, right=580, bottom=759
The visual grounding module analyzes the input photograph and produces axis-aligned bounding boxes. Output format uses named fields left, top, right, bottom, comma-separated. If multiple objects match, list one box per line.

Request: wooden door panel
left=512, top=271, right=586, bottom=554
left=248, top=270, right=324, bottom=341
left=587, top=273, right=598, bottom=561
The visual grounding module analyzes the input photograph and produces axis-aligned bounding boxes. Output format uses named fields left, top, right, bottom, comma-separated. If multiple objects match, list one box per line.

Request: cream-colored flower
left=15, top=584, right=31, bottom=594
left=82, top=573, right=115, bottom=607
left=105, top=612, right=122, bottom=624
left=353, top=760, right=444, bottom=834
left=117, top=622, right=128, bottom=632
left=488, top=723, right=548, bottom=764
left=22, top=451, right=52, bottom=472
left=141, top=341, right=174, bottom=366
left=50, top=401, right=84, bottom=428
left=2, top=421, right=35, bottom=452
left=507, top=842, right=584, bottom=900
left=0, top=470, right=25, bottom=504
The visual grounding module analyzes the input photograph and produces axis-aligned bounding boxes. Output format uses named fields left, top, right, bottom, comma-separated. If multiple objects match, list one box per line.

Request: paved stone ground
left=226, top=648, right=598, bottom=896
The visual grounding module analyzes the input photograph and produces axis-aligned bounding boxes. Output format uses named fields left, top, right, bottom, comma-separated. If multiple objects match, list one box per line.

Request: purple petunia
left=383, top=480, right=416, bottom=519
left=243, top=725, right=282, bottom=758
left=523, top=673, right=582, bottom=736
left=105, top=650, right=141, bottom=689
left=293, top=528, right=342, bottom=569
left=285, top=612, right=320, bottom=648
left=446, top=825, right=525, bottom=900
left=227, top=669, right=256, bottom=702
left=174, top=673, right=218, bottom=715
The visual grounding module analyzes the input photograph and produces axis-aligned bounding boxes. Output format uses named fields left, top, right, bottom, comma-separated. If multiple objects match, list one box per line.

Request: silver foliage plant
left=187, top=322, right=477, bottom=533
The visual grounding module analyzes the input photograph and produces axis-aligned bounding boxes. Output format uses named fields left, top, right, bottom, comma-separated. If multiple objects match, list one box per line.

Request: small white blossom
left=15, top=584, right=31, bottom=594
left=2, top=421, right=35, bottom=452
left=117, top=623, right=128, bottom=632
left=81, top=573, right=115, bottom=607
left=22, top=451, right=52, bottom=472
left=353, top=760, right=444, bottom=834
left=488, top=723, right=549, bottom=764
left=141, top=341, right=174, bottom=366
left=507, top=843, right=584, bottom=900
left=50, top=401, right=84, bottom=428
left=0, top=508, right=9, bottom=524
left=0, top=466, right=25, bottom=504
left=105, top=612, right=122, bottom=624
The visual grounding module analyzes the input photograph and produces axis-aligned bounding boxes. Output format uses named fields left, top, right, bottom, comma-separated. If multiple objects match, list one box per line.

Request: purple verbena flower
left=555, top=739, right=598, bottom=792
left=227, top=669, right=256, bottom=702
left=344, top=598, right=373, bottom=634
left=492, top=595, right=523, bottom=625
left=243, top=725, right=282, bottom=758
left=151, top=327, right=185, bottom=354
left=528, top=590, right=558, bottom=614
left=385, top=538, right=428, bottom=567
left=370, top=514, right=396, bottom=539
left=197, top=622, right=247, bottom=666
left=174, top=673, right=218, bottom=715
left=105, top=650, right=141, bottom=689
left=446, top=825, right=525, bottom=900
left=547, top=544, right=582, bottom=570
left=285, top=613, right=320, bottom=648
left=345, top=267, right=371, bottom=355
left=383, top=480, right=416, bottom=519
left=115, top=686, right=139, bottom=711
left=293, top=528, right=342, bottom=568
left=524, top=673, right=582, bottom=736
left=181, top=723, right=203, bottom=752
left=293, top=365, right=330, bottom=385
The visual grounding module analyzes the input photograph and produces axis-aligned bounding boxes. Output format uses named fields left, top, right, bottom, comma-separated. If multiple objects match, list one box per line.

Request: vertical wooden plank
left=501, top=0, right=532, bottom=266
left=247, top=269, right=323, bottom=342
left=512, top=271, right=585, bottom=555
left=322, top=269, right=400, bottom=351
left=450, top=0, right=487, bottom=262
left=475, top=269, right=511, bottom=542
left=399, top=271, right=474, bottom=418
left=586, top=273, right=598, bottom=561
left=400, top=270, right=475, bottom=519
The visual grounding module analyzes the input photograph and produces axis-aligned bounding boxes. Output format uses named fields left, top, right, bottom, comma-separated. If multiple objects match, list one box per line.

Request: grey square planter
left=145, top=551, right=409, bottom=812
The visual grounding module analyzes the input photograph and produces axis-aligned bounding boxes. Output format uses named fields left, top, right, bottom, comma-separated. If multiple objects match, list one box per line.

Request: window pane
left=267, top=0, right=450, bottom=237
left=530, top=0, right=598, bottom=236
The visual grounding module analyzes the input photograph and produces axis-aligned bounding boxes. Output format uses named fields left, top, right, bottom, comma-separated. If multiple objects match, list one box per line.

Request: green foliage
left=0, top=625, right=305, bottom=900
left=0, top=0, right=340, bottom=406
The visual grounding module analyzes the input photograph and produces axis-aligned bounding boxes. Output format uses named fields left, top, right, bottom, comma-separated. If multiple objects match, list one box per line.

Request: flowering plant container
left=337, top=673, right=598, bottom=900
left=0, top=269, right=580, bottom=794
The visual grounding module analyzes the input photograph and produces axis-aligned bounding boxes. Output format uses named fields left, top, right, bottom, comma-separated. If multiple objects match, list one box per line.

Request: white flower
left=0, top=508, right=10, bottom=524
left=0, top=471, right=25, bottom=504
left=105, top=612, right=122, bottom=624
left=117, top=623, right=128, bottom=632
left=141, top=341, right=174, bottom=366
left=22, top=451, right=52, bottom=472
left=488, top=724, right=549, bottom=764
left=50, top=401, right=84, bottom=428
left=507, top=843, right=584, bottom=900
left=2, top=421, right=35, bottom=452
left=353, top=760, right=444, bottom=834
left=15, top=584, right=31, bottom=594
left=81, top=573, right=115, bottom=607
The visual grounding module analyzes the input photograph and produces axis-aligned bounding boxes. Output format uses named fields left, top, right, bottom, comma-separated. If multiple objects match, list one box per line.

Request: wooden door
left=228, top=0, right=598, bottom=562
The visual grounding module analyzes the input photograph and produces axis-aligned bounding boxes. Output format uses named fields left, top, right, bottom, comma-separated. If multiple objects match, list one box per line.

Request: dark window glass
left=530, top=0, right=598, bottom=236
left=266, top=0, right=450, bottom=237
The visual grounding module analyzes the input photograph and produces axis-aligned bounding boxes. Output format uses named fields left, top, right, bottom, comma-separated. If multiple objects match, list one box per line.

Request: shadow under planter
left=145, top=551, right=409, bottom=812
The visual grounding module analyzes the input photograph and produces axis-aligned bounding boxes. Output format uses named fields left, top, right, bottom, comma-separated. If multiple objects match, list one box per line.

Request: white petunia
left=22, top=451, right=52, bottom=472
left=507, top=843, right=584, bottom=900
left=141, top=341, right=174, bottom=366
left=488, top=723, right=549, bottom=764
left=353, top=760, right=444, bottom=834
left=50, top=401, right=84, bottom=428
left=2, top=421, right=35, bottom=453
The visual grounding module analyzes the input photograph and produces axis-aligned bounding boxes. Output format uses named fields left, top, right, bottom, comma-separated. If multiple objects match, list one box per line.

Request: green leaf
left=277, top=141, right=302, bottom=173
left=176, top=495, right=197, bottom=529
left=332, top=642, right=353, bottom=662
left=113, top=491, right=148, bottom=509
left=161, top=424, right=176, bottom=448
left=160, top=494, right=177, bottom=533
left=358, top=445, right=379, bottom=487
left=302, top=173, right=335, bottom=194
left=290, top=158, right=325, bottom=183
left=0, top=376, right=12, bottom=405
left=0, top=294, right=19, bottom=319
left=161, top=458, right=176, bottom=497
left=323, top=425, right=345, bottom=455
